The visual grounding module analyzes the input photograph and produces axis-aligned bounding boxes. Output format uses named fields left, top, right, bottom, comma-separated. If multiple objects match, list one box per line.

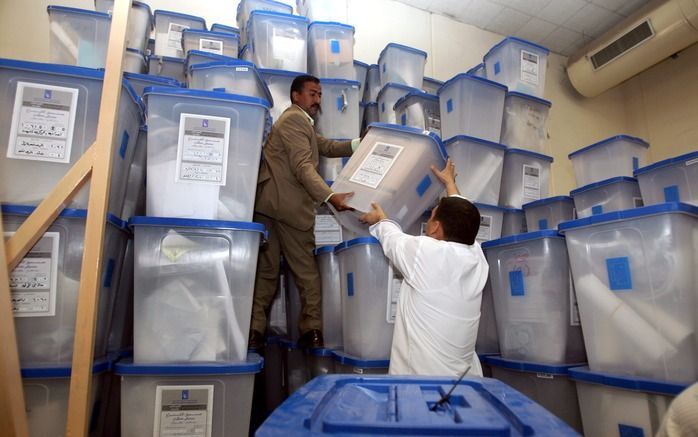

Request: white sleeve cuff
left=351, top=138, right=361, bottom=152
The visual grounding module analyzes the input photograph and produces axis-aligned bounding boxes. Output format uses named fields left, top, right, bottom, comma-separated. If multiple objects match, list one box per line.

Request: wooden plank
left=66, top=0, right=131, bottom=435
left=0, top=211, right=29, bottom=437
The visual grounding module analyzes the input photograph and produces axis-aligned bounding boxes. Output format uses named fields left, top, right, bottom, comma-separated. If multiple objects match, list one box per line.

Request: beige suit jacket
left=255, top=105, right=353, bottom=231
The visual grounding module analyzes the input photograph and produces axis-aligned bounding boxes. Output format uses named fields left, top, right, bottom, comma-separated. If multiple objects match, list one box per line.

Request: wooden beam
left=0, top=211, right=29, bottom=437
left=66, top=0, right=130, bottom=435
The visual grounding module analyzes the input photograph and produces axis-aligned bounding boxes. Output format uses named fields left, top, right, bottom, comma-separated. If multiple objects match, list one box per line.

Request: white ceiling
left=395, top=0, right=652, bottom=56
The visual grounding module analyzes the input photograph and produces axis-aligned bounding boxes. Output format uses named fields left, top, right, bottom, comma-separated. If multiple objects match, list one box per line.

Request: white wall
left=0, top=0, right=658, bottom=195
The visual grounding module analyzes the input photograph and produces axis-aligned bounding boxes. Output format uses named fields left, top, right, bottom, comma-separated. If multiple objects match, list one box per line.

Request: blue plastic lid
left=114, top=354, right=263, bottom=375
left=256, top=374, right=579, bottom=435
left=366, top=122, right=448, bottom=162
left=376, top=82, right=421, bottom=103
left=2, top=204, right=127, bottom=231
left=502, top=207, right=524, bottom=213
left=393, top=90, right=438, bottom=111
left=148, top=55, right=185, bottom=64
left=21, top=359, right=110, bottom=378
left=364, top=101, right=378, bottom=107
left=423, top=76, right=444, bottom=86
left=139, top=124, right=148, bottom=132
left=367, top=63, right=379, bottom=71
left=353, top=59, right=369, bottom=68
left=568, top=366, right=689, bottom=396
left=506, top=147, right=554, bottom=162
left=47, top=5, right=110, bottom=19
left=444, top=134, right=507, bottom=152
left=185, top=50, right=237, bottom=65
left=570, top=176, right=638, bottom=196
left=482, top=355, right=584, bottom=375
left=633, top=150, right=698, bottom=176
left=278, top=338, right=302, bottom=350
left=249, top=9, right=308, bottom=24
left=332, top=351, right=390, bottom=368
left=187, top=60, right=273, bottom=105
left=484, top=36, right=551, bottom=61
left=153, top=9, right=206, bottom=26
left=258, top=68, right=305, bottom=78
left=466, top=63, right=485, bottom=75
left=333, top=236, right=380, bottom=253
left=210, top=23, right=240, bottom=34
left=182, top=28, right=239, bottom=41
left=319, top=78, right=361, bottom=87
left=308, top=21, right=355, bottom=32
left=310, top=347, right=336, bottom=357
left=143, top=86, right=271, bottom=109
left=481, top=229, right=562, bottom=249
left=568, top=135, right=650, bottom=159
left=437, top=72, right=508, bottom=96
left=522, top=195, right=574, bottom=209
left=507, top=91, right=552, bottom=108
left=473, top=202, right=508, bottom=212
left=124, top=72, right=182, bottom=89
left=313, top=245, right=335, bottom=255
left=129, top=216, right=267, bottom=237
left=559, top=202, right=698, bottom=232
left=379, top=42, right=428, bottom=60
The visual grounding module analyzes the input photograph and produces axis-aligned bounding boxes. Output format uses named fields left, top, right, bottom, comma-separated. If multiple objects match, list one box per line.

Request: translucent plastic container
left=475, top=279, right=499, bottom=354
left=559, top=203, right=698, bottom=383
left=499, top=148, right=553, bottom=209
left=308, top=22, right=355, bottom=79
left=378, top=42, right=428, bottom=88
left=153, top=10, right=206, bottom=58
left=570, top=176, right=643, bottom=218
left=47, top=6, right=110, bottom=69
left=121, top=125, right=147, bottom=220
left=210, top=23, right=240, bottom=37
left=107, top=238, right=134, bottom=355
left=422, top=76, right=443, bottom=94
left=0, top=59, right=144, bottom=217
left=307, top=348, right=336, bottom=378
left=94, top=0, right=152, bottom=51
left=467, top=63, right=486, bottom=78
left=23, top=360, right=108, bottom=437
left=259, top=68, right=300, bottom=122
left=124, top=72, right=181, bottom=96
left=501, top=207, right=527, bottom=236
left=484, top=356, right=585, bottom=433
left=376, top=82, right=420, bottom=124
left=123, top=48, right=147, bottom=74
left=187, top=61, right=274, bottom=106
left=353, top=60, right=369, bottom=98
left=359, top=102, right=366, bottom=132
left=500, top=91, right=551, bottom=152
left=147, top=37, right=154, bottom=55
left=116, top=355, right=262, bottom=437
left=332, top=351, right=389, bottom=375
left=297, top=0, right=349, bottom=22
left=237, top=0, right=293, bottom=45
left=444, top=135, right=506, bottom=205
left=570, top=366, right=686, bottom=437
left=257, top=374, right=580, bottom=436
left=316, top=78, right=360, bottom=139
left=482, top=231, right=587, bottom=364
left=394, top=90, right=440, bottom=135
left=484, top=36, right=549, bottom=98
left=247, top=11, right=308, bottom=72
left=144, top=87, right=270, bottom=220
left=3, top=205, right=129, bottom=366
left=182, top=29, right=239, bottom=58
left=362, top=101, right=378, bottom=128
left=315, top=246, right=343, bottom=349
left=568, top=135, right=650, bottom=187
left=317, top=155, right=348, bottom=189
left=363, top=64, right=380, bottom=102
left=131, top=216, right=266, bottom=363
left=438, top=73, right=507, bottom=142
left=634, top=150, right=698, bottom=206
left=335, top=238, right=395, bottom=360
left=280, top=339, right=311, bottom=395
left=262, top=336, right=287, bottom=411
left=473, top=203, right=505, bottom=243
left=330, top=123, right=448, bottom=235
left=148, top=55, right=185, bottom=83
left=185, top=50, right=237, bottom=73
left=523, top=195, right=575, bottom=231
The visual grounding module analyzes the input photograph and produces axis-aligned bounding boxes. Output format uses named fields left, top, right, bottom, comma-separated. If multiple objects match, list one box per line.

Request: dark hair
left=433, top=197, right=481, bottom=245
left=290, top=74, right=320, bottom=101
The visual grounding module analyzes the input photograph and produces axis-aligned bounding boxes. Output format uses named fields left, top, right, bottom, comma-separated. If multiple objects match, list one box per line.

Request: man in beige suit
left=250, top=75, right=357, bottom=350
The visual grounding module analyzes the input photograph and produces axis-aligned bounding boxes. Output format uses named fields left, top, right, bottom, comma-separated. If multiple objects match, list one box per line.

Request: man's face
left=292, top=81, right=322, bottom=117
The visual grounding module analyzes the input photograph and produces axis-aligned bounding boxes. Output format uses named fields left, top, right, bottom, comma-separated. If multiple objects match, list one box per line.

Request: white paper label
left=349, top=142, right=403, bottom=189
left=633, top=197, right=644, bottom=208
left=176, top=113, right=230, bottom=185
left=154, top=385, right=214, bottom=437
left=199, top=38, right=223, bottom=55
left=386, top=266, right=403, bottom=324
left=520, top=50, right=539, bottom=85
left=6, top=232, right=59, bottom=317
left=570, top=275, right=580, bottom=326
left=272, top=28, right=305, bottom=70
left=522, top=164, right=541, bottom=201
left=7, top=82, right=79, bottom=163
left=476, top=214, right=492, bottom=242
left=314, top=214, right=343, bottom=246
left=167, top=22, right=189, bottom=52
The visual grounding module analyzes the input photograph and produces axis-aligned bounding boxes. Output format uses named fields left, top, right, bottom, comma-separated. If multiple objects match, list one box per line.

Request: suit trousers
left=251, top=213, right=322, bottom=335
